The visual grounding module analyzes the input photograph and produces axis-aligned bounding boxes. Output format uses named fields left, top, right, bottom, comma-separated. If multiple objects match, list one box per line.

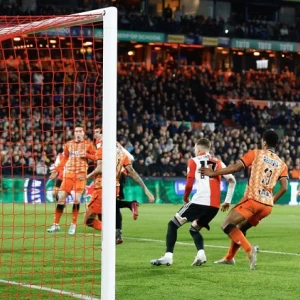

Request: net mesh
left=0, top=14, right=103, bottom=300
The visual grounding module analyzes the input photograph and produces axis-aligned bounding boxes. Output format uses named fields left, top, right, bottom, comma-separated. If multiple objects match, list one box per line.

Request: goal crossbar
left=0, top=9, right=105, bottom=42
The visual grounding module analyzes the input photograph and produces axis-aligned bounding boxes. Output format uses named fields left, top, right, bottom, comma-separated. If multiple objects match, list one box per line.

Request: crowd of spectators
left=0, top=46, right=299, bottom=180
left=1, top=2, right=300, bottom=42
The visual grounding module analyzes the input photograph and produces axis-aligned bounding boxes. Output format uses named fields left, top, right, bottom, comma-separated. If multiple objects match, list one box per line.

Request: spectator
left=290, top=158, right=300, bottom=179
left=163, top=4, right=173, bottom=20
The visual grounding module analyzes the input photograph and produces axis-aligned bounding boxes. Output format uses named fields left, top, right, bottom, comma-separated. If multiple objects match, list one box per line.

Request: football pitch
left=0, top=204, right=300, bottom=300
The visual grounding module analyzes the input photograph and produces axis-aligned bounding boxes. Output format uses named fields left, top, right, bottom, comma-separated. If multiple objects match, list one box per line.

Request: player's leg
left=222, top=208, right=252, bottom=255
left=215, top=220, right=253, bottom=264
left=47, top=177, right=71, bottom=233
left=118, top=173, right=139, bottom=220
left=85, top=189, right=102, bottom=231
left=53, top=179, right=62, bottom=202
left=68, top=177, right=86, bottom=234
left=150, top=203, right=192, bottom=266
left=68, top=192, right=82, bottom=235
left=118, top=200, right=139, bottom=220
left=85, top=208, right=102, bottom=231
left=116, top=200, right=123, bottom=244
left=190, top=205, right=219, bottom=266
left=221, top=199, right=266, bottom=269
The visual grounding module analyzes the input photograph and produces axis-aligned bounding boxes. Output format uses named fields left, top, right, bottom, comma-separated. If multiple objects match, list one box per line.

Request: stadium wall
left=0, top=177, right=298, bottom=205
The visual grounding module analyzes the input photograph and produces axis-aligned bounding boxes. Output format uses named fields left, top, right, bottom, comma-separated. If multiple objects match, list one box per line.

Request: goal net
left=0, top=8, right=117, bottom=300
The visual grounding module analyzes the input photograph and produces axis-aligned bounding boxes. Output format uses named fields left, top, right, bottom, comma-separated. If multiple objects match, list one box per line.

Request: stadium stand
left=0, top=48, right=299, bottom=178
left=1, top=3, right=300, bottom=41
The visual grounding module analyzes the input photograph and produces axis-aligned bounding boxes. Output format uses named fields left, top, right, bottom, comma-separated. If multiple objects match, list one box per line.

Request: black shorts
left=55, top=179, right=63, bottom=188
left=118, top=173, right=126, bottom=200
left=176, top=203, right=219, bottom=230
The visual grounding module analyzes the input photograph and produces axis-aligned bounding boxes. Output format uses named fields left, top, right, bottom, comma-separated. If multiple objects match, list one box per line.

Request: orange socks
left=228, top=227, right=251, bottom=256
left=92, top=219, right=102, bottom=231
left=225, top=241, right=241, bottom=260
left=54, top=204, right=65, bottom=224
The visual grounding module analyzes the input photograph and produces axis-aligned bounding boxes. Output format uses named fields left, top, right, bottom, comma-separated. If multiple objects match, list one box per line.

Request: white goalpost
left=101, top=7, right=118, bottom=300
left=0, top=7, right=118, bottom=300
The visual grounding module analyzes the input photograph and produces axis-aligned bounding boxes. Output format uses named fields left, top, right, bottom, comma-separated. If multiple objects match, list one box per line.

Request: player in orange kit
left=201, top=130, right=288, bottom=270
left=84, top=138, right=155, bottom=233
left=93, top=126, right=140, bottom=243
left=47, top=123, right=96, bottom=235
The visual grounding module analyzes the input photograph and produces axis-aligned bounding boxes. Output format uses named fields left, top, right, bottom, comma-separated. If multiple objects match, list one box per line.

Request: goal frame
left=0, top=7, right=118, bottom=300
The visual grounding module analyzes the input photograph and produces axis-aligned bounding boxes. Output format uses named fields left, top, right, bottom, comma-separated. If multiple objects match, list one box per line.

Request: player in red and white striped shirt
left=151, top=138, right=236, bottom=266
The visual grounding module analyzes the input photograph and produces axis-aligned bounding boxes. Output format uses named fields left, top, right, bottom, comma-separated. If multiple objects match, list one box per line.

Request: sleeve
left=122, top=155, right=132, bottom=168
left=95, top=148, right=102, bottom=161
left=219, top=161, right=236, bottom=204
left=279, top=165, right=289, bottom=180
left=220, top=161, right=235, bottom=181
left=187, top=159, right=196, bottom=179
left=86, top=143, right=97, bottom=161
left=55, top=145, right=69, bottom=171
left=183, top=159, right=196, bottom=203
left=239, top=150, right=255, bottom=168
left=54, top=155, right=61, bottom=167
left=121, top=146, right=134, bottom=162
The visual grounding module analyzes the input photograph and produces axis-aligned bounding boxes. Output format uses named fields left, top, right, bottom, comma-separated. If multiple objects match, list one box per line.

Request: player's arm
left=220, top=162, right=236, bottom=211
left=87, top=159, right=102, bottom=179
left=201, top=161, right=243, bottom=177
left=183, top=159, right=196, bottom=204
left=201, top=150, right=255, bottom=177
left=55, top=145, right=69, bottom=171
left=125, top=164, right=155, bottom=202
left=49, top=146, right=69, bottom=179
left=274, top=167, right=289, bottom=203
left=273, top=177, right=288, bottom=203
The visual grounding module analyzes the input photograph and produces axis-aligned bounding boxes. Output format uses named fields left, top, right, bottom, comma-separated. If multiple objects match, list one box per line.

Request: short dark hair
left=94, top=125, right=102, bottom=131
left=196, top=138, right=211, bottom=149
left=263, top=129, right=279, bottom=148
left=75, top=122, right=85, bottom=129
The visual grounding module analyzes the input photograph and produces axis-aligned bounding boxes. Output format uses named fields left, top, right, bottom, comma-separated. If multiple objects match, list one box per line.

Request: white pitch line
left=0, top=280, right=101, bottom=300
left=125, top=237, right=300, bottom=257
left=2, top=232, right=300, bottom=257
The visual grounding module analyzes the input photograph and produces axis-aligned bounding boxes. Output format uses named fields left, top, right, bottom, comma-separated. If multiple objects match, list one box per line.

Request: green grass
left=0, top=204, right=300, bottom=299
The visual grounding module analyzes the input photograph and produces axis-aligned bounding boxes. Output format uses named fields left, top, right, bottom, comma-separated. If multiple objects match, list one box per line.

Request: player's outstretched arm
left=125, top=165, right=155, bottom=202
left=201, top=161, right=244, bottom=177
left=273, top=177, right=288, bottom=204
left=87, top=161, right=102, bottom=179
left=221, top=176, right=236, bottom=212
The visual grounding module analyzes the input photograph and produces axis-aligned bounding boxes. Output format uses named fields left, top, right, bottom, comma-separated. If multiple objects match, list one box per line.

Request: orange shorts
left=88, top=188, right=103, bottom=214
left=234, top=197, right=272, bottom=226
left=87, top=187, right=120, bottom=215
left=60, top=173, right=86, bottom=194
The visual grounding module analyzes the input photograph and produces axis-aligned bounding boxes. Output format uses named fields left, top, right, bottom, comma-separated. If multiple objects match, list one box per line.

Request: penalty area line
left=0, top=280, right=101, bottom=300
left=126, top=237, right=300, bottom=257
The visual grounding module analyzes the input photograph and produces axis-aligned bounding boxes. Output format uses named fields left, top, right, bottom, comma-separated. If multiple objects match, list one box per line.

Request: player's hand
left=78, top=152, right=87, bottom=158
left=49, top=164, right=56, bottom=171
left=49, top=171, right=58, bottom=179
left=146, top=191, right=155, bottom=203
left=200, top=167, right=215, bottom=177
left=221, top=202, right=230, bottom=212
left=184, top=198, right=190, bottom=204
left=77, top=174, right=86, bottom=181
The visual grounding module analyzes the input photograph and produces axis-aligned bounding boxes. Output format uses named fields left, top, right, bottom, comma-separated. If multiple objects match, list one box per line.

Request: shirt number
left=200, top=160, right=217, bottom=179
left=261, top=168, right=273, bottom=186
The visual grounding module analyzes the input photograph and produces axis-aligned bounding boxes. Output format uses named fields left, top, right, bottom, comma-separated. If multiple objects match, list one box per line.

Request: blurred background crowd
left=0, top=51, right=299, bottom=179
